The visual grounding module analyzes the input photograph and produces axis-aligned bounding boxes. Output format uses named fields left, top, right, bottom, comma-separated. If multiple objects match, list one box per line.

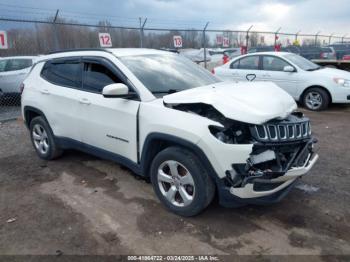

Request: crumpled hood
left=163, top=81, right=297, bottom=125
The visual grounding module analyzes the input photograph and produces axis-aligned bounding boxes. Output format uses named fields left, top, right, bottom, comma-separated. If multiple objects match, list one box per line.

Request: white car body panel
left=0, top=56, right=36, bottom=94
left=214, top=51, right=350, bottom=103
left=163, top=81, right=297, bottom=125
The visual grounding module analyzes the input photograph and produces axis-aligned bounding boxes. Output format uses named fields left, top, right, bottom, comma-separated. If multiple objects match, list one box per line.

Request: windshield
left=284, top=53, right=320, bottom=71
left=120, top=54, right=220, bottom=95
left=0, top=59, right=7, bottom=72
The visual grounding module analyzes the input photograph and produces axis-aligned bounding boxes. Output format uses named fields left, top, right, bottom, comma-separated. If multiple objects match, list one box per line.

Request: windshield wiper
left=152, top=89, right=180, bottom=94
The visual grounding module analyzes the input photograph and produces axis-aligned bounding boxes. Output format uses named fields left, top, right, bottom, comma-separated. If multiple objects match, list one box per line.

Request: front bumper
left=216, top=137, right=318, bottom=207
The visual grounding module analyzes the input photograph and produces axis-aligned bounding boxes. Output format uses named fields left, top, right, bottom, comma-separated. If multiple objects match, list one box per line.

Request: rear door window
left=237, top=56, right=259, bottom=70
left=5, top=59, right=32, bottom=71
left=82, top=61, right=123, bottom=93
left=41, top=59, right=82, bottom=88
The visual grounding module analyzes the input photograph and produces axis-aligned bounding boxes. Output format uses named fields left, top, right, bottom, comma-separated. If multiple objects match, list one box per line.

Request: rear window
left=41, top=60, right=82, bottom=88
left=5, top=59, right=32, bottom=71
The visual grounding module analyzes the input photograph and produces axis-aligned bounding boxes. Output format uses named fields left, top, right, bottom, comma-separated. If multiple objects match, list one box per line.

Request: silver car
left=0, top=56, right=36, bottom=101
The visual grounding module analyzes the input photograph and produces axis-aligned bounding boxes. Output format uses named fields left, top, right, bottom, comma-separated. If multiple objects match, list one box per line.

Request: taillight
left=223, top=54, right=229, bottom=64
left=320, top=52, right=325, bottom=58
left=211, top=68, right=215, bottom=74
left=19, top=83, right=25, bottom=94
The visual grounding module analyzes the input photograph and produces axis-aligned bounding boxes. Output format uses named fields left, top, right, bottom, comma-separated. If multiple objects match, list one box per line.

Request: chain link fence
left=1, top=11, right=350, bottom=121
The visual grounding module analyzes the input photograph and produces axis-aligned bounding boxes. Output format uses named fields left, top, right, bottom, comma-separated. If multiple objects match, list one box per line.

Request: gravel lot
left=0, top=106, right=350, bottom=259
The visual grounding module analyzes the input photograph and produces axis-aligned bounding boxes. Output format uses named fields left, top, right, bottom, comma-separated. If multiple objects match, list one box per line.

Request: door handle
left=40, top=89, right=50, bottom=95
left=79, top=98, right=91, bottom=105
left=262, top=73, right=271, bottom=77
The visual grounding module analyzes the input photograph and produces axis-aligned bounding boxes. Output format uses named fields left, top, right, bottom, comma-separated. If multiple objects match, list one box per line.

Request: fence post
left=342, top=34, right=347, bottom=43
left=202, top=22, right=209, bottom=69
left=328, top=33, right=334, bottom=45
left=245, top=25, right=253, bottom=50
left=294, top=30, right=301, bottom=43
left=315, top=31, right=320, bottom=46
left=52, top=9, right=60, bottom=51
left=139, top=17, right=147, bottom=48
left=274, top=27, right=281, bottom=47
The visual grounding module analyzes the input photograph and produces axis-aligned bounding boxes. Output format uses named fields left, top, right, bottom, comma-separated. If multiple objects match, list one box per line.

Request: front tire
left=150, top=146, right=215, bottom=217
left=29, top=116, right=62, bottom=160
left=302, top=87, right=330, bottom=111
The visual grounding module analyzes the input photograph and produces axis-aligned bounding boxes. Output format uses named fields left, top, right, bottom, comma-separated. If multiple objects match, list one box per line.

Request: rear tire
left=29, top=116, right=62, bottom=160
left=302, top=87, right=330, bottom=111
left=150, top=146, right=215, bottom=217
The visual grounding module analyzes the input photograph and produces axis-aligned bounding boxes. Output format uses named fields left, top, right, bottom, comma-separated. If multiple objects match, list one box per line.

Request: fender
left=140, top=132, right=219, bottom=181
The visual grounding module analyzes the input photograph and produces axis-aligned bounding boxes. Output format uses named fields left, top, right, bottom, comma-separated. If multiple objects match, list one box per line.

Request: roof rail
left=48, top=48, right=112, bottom=55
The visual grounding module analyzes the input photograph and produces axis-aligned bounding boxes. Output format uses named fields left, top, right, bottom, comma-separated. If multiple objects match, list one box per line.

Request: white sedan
left=0, top=56, right=37, bottom=102
left=213, top=52, right=350, bottom=110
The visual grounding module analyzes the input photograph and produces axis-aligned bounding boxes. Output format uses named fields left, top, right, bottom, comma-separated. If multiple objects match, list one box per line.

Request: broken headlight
left=209, top=122, right=252, bottom=144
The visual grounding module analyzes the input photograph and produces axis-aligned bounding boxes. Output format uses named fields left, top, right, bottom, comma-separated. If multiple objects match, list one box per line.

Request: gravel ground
left=0, top=106, right=21, bottom=122
left=0, top=106, right=350, bottom=260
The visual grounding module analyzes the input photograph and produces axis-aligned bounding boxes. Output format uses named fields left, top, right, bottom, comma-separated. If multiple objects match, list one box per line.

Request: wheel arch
left=23, top=106, right=48, bottom=128
left=299, top=85, right=332, bottom=104
left=140, top=133, right=219, bottom=184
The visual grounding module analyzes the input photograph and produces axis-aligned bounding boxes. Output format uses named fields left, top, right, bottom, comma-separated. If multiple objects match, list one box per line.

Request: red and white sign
left=0, top=31, right=8, bottom=49
left=222, top=37, right=229, bottom=47
left=173, top=35, right=182, bottom=48
left=216, top=35, right=223, bottom=45
left=99, top=33, right=112, bottom=47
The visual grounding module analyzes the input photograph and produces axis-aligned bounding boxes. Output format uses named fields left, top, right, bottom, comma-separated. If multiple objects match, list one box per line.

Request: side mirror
left=102, top=83, right=129, bottom=98
left=283, top=65, right=295, bottom=72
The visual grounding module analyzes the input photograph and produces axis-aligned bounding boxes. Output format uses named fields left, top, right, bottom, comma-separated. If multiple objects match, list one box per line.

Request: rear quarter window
left=41, top=60, right=82, bottom=89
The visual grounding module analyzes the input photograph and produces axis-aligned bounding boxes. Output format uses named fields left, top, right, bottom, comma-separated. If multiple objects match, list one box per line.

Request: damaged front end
left=166, top=101, right=318, bottom=205
left=219, top=112, right=318, bottom=203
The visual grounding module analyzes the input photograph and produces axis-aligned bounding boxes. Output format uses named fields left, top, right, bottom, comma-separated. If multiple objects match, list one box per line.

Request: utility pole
left=274, top=27, right=281, bottom=47
left=203, top=22, right=209, bottom=69
left=139, top=17, right=147, bottom=48
left=245, top=25, right=253, bottom=49
left=52, top=9, right=60, bottom=51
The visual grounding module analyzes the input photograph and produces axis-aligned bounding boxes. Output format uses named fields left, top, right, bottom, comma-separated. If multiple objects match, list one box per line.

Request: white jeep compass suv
left=21, top=48, right=319, bottom=216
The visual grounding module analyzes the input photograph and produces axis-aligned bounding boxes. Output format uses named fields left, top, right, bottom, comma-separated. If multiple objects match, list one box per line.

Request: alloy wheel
left=32, top=124, right=50, bottom=155
left=305, top=92, right=323, bottom=110
left=157, top=160, right=195, bottom=207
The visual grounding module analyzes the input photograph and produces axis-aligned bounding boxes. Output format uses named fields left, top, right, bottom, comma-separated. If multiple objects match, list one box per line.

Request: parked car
left=0, top=56, right=36, bottom=102
left=298, top=46, right=336, bottom=60
left=328, top=43, right=350, bottom=60
left=21, top=48, right=318, bottom=216
left=213, top=52, right=350, bottom=110
left=179, top=48, right=211, bottom=63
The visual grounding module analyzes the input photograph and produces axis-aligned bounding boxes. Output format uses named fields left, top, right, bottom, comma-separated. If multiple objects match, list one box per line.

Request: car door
left=39, top=58, right=83, bottom=141
left=232, top=55, right=261, bottom=82
left=77, top=57, right=140, bottom=163
left=0, top=59, right=33, bottom=94
left=217, top=55, right=260, bottom=82
left=259, top=55, right=300, bottom=98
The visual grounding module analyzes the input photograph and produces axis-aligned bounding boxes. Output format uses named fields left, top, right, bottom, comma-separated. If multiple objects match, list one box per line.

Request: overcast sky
left=0, top=0, right=349, bottom=36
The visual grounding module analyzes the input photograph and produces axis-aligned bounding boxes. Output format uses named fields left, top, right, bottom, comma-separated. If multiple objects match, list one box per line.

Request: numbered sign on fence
left=0, top=31, right=8, bottom=49
left=216, top=35, right=223, bottom=45
left=173, top=35, right=182, bottom=48
left=99, top=33, right=112, bottom=47
left=223, top=37, right=229, bottom=47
